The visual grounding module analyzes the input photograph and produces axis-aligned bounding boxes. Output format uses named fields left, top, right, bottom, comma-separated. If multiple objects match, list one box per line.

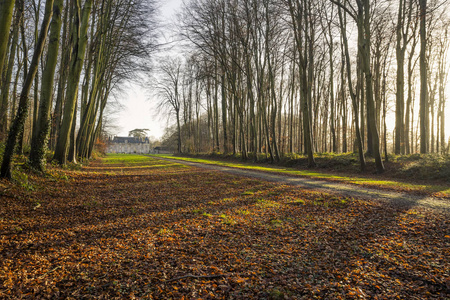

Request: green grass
left=157, top=228, right=173, bottom=236
left=102, top=154, right=158, bottom=165
left=101, top=154, right=187, bottom=171
left=270, top=219, right=283, bottom=227
left=291, top=199, right=305, bottom=205
left=152, top=154, right=450, bottom=197
left=256, top=199, right=280, bottom=208
left=241, top=191, right=254, bottom=196
left=219, top=214, right=236, bottom=225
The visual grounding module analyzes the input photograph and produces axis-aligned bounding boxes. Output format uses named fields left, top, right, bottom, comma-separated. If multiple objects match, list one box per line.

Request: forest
left=1, top=1, right=450, bottom=298
left=157, top=0, right=450, bottom=174
left=0, top=0, right=157, bottom=178
left=0, top=0, right=449, bottom=175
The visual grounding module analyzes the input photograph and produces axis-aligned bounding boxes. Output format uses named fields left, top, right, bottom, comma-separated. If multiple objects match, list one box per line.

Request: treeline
left=157, top=0, right=449, bottom=173
left=0, top=0, right=156, bottom=178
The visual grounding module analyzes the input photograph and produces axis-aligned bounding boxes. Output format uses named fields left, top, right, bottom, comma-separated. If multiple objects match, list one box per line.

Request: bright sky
left=115, top=0, right=183, bottom=140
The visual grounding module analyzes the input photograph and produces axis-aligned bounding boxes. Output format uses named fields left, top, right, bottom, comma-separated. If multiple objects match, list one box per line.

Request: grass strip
left=150, top=154, right=450, bottom=197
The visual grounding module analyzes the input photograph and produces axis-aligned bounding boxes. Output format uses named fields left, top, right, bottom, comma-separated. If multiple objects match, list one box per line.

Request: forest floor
left=153, top=155, right=450, bottom=213
left=0, top=154, right=449, bottom=299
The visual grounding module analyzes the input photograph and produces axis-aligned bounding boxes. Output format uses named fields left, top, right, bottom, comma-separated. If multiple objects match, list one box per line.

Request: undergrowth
left=394, top=154, right=450, bottom=180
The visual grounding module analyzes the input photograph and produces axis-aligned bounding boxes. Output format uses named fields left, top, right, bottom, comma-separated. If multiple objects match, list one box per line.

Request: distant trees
left=156, top=58, right=183, bottom=154
left=332, top=0, right=385, bottom=173
left=0, top=0, right=158, bottom=178
left=1, top=0, right=449, bottom=178
left=287, top=0, right=316, bottom=167
left=129, top=129, right=150, bottom=139
left=154, top=0, right=450, bottom=167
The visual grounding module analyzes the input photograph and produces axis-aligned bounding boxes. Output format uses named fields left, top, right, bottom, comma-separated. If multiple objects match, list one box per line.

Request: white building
left=107, top=136, right=151, bottom=154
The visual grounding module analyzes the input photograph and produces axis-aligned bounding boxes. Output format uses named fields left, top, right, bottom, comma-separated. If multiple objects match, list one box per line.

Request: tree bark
left=419, top=0, right=428, bottom=154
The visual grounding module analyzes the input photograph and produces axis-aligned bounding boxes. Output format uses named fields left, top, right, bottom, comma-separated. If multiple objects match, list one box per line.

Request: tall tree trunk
left=358, top=0, right=384, bottom=172
left=29, top=0, right=63, bottom=171
left=395, top=0, right=412, bottom=154
left=395, top=8, right=405, bottom=155
left=213, top=64, right=219, bottom=152
left=438, top=49, right=446, bottom=153
left=419, top=0, right=428, bottom=154
left=50, top=1, right=70, bottom=150
left=328, top=14, right=337, bottom=153
left=405, top=20, right=418, bottom=154
left=337, top=2, right=365, bottom=171
left=176, top=109, right=182, bottom=153
left=221, top=74, right=228, bottom=154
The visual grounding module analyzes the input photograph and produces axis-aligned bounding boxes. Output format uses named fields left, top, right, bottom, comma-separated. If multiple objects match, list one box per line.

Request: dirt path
left=154, top=156, right=450, bottom=214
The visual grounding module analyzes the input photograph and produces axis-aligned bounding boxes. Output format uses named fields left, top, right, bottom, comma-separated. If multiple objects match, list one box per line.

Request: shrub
left=12, top=166, right=34, bottom=191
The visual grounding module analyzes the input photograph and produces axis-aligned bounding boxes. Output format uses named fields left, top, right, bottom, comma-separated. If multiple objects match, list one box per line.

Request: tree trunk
left=68, top=99, right=77, bottom=163
left=0, top=3, right=19, bottom=140
left=419, top=0, right=428, bottom=154
left=50, top=1, right=70, bottom=150
left=328, top=16, right=337, bottom=153
left=359, top=0, right=384, bottom=172
left=221, top=74, right=228, bottom=154
left=29, top=0, right=63, bottom=171
left=0, top=0, right=15, bottom=79
left=337, top=2, right=365, bottom=171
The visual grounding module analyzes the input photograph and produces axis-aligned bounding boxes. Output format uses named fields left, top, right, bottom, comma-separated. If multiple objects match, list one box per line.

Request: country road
left=154, top=156, right=450, bottom=214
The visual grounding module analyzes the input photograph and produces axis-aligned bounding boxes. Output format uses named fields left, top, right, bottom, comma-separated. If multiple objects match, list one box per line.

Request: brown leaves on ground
left=0, top=157, right=449, bottom=299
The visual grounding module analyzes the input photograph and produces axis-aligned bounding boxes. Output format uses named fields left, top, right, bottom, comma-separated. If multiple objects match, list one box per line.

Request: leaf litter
left=0, top=156, right=448, bottom=299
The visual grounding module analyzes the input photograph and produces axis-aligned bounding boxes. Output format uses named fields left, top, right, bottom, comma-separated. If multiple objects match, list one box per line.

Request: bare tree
left=156, top=57, right=183, bottom=154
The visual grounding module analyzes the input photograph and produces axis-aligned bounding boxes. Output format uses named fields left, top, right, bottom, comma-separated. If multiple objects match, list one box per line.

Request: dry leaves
left=0, top=157, right=448, bottom=299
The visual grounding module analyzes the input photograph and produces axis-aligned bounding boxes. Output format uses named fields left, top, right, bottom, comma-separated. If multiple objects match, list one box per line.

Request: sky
left=115, top=0, right=183, bottom=140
